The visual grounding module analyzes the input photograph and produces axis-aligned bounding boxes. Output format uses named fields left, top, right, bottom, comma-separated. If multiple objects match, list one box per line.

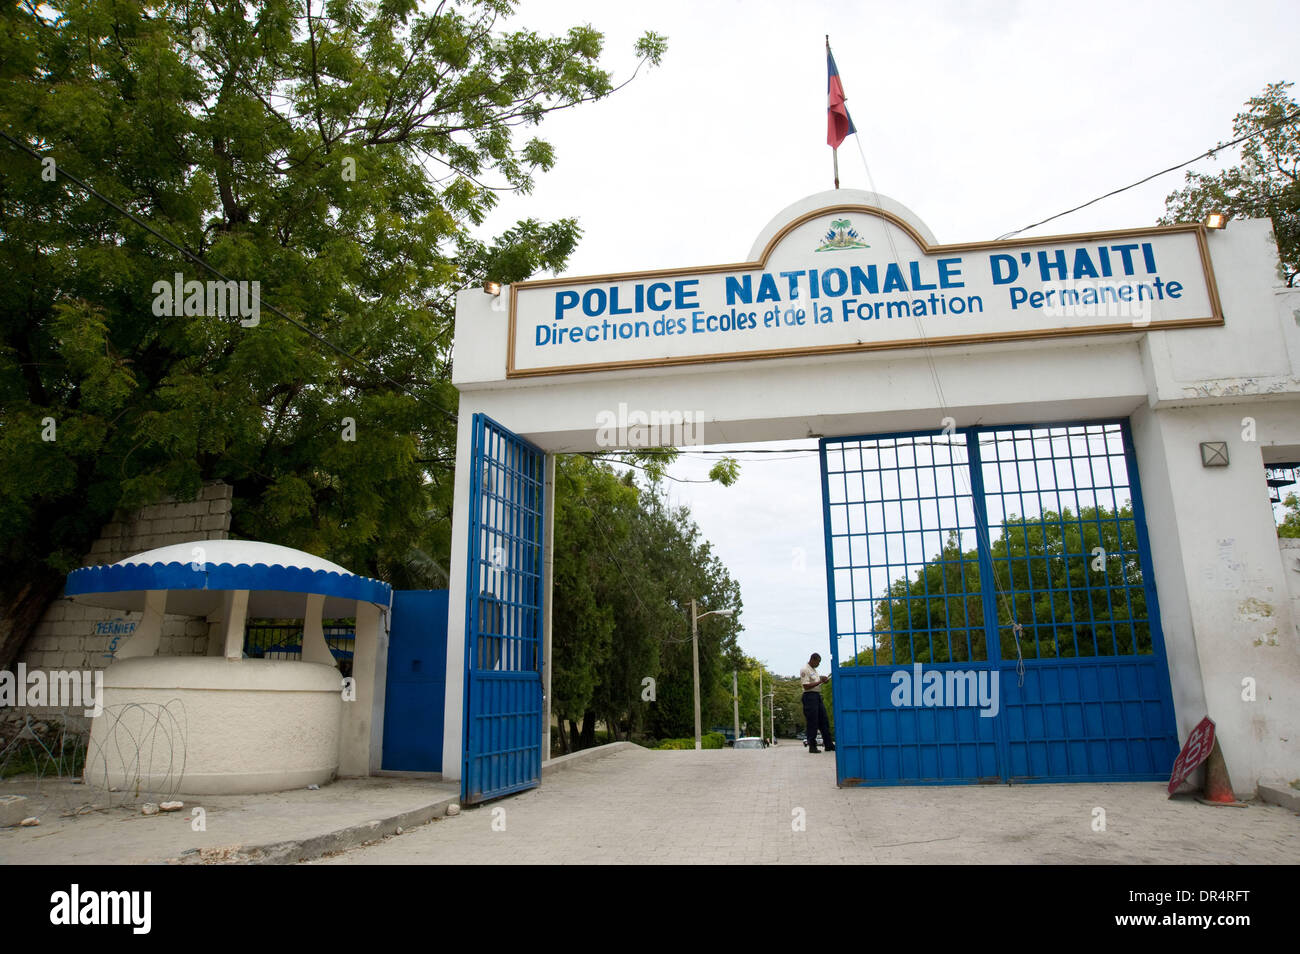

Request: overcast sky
left=477, top=0, right=1299, bottom=676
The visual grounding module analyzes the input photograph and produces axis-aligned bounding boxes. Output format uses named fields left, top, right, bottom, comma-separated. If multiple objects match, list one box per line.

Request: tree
left=546, top=452, right=631, bottom=748
left=1161, top=81, right=1300, bottom=286
left=1278, top=492, right=1300, bottom=539
left=548, top=454, right=744, bottom=750
left=0, top=0, right=666, bottom=666
left=856, top=504, right=1150, bottom=666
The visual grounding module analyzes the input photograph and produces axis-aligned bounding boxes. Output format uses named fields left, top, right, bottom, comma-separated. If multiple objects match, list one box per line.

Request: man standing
left=800, top=653, right=835, bottom=754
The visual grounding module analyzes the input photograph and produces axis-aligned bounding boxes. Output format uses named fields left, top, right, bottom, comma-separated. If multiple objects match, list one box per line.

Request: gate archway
left=442, top=187, right=1292, bottom=794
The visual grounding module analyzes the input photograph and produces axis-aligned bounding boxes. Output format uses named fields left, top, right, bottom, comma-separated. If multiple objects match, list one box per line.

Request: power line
left=0, top=127, right=459, bottom=425
left=995, top=107, right=1300, bottom=241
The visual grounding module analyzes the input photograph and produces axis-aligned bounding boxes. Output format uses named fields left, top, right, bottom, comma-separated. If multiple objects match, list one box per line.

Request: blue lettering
left=850, top=265, right=877, bottom=295
left=908, top=261, right=936, bottom=291
left=1111, top=244, right=1140, bottom=275
left=555, top=290, right=579, bottom=320
left=675, top=279, right=699, bottom=310
left=726, top=275, right=752, bottom=305
left=821, top=268, right=848, bottom=297
left=1072, top=248, right=1099, bottom=279
left=647, top=282, right=672, bottom=311
left=1037, top=249, right=1067, bottom=281
left=608, top=287, right=632, bottom=316
left=937, top=258, right=963, bottom=288
left=582, top=288, right=607, bottom=317
left=883, top=263, right=908, bottom=293
left=990, top=254, right=1018, bottom=284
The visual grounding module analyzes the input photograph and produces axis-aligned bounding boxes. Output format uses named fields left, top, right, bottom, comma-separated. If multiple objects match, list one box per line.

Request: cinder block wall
left=4, top=483, right=233, bottom=735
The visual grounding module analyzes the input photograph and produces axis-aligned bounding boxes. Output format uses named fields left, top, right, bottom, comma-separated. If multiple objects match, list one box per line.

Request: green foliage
left=1161, top=81, right=1300, bottom=286
left=1278, top=492, right=1300, bottom=538
left=729, top=657, right=801, bottom=738
left=0, top=1, right=665, bottom=656
left=707, top=456, right=740, bottom=487
left=655, top=732, right=724, bottom=750
left=858, top=504, right=1150, bottom=666
left=550, top=455, right=743, bottom=750
left=769, top=675, right=804, bottom=737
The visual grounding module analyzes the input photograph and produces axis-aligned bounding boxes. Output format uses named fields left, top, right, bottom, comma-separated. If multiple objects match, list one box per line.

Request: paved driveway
left=315, top=742, right=1299, bottom=864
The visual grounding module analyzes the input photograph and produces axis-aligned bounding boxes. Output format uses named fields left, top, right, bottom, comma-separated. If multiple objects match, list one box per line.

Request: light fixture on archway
left=1204, top=213, right=1228, bottom=230
left=483, top=280, right=501, bottom=296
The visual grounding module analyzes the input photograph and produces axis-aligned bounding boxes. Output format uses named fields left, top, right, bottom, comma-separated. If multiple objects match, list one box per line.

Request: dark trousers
left=803, top=690, right=833, bottom=749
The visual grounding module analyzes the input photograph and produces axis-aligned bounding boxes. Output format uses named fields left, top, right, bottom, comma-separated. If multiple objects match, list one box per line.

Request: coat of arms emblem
left=815, top=218, right=869, bottom=252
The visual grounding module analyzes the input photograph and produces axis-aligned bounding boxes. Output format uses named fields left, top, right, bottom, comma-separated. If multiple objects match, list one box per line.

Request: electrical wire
left=994, top=107, right=1300, bottom=241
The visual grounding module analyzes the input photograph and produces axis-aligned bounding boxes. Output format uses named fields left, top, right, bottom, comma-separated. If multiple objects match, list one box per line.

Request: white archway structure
left=446, top=189, right=1300, bottom=792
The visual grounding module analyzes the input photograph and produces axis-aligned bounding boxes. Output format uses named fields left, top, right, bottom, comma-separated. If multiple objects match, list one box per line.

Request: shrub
left=654, top=732, right=726, bottom=750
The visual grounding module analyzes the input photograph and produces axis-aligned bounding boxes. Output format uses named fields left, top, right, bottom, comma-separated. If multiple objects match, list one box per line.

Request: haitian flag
left=826, top=47, right=856, bottom=149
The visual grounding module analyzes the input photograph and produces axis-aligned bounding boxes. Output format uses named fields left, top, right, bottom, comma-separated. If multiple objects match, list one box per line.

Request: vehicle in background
left=733, top=737, right=765, bottom=749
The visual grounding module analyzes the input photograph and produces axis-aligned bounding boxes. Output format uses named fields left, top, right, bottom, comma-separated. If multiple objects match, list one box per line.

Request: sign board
left=507, top=205, right=1222, bottom=377
left=1167, top=715, right=1216, bottom=795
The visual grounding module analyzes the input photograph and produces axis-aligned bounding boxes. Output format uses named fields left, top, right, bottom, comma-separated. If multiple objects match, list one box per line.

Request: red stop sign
left=1168, top=716, right=1215, bottom=796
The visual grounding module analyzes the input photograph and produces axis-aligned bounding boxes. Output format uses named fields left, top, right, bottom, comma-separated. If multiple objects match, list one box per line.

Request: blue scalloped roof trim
left=65, top=561, right=391, bottom=606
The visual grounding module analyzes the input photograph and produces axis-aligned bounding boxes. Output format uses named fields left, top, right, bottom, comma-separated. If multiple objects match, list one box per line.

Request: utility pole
left=690, top=600, right=735, bottom=751
left=733, top=669, right=739, bottom=744
left=758, top=667, right=764, bottom=743
left=691, top=599, right=701, bottom=751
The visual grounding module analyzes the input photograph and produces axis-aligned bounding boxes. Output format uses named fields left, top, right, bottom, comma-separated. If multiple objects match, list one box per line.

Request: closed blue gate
left=382, top=590, right=448, bottom=772
left=819, top=420, right=1179, bottom=785
left=461, top=413, right=545, bottom=804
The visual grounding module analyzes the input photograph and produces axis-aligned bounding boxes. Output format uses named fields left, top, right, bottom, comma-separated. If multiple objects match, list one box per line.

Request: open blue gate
left=461, top=413, right=546, bottom=804
left=820, top=420, right=1180, bottom=785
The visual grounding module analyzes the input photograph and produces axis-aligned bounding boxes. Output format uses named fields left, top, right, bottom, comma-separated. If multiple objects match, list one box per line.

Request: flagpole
left=827, top=36, right=838, bottom=189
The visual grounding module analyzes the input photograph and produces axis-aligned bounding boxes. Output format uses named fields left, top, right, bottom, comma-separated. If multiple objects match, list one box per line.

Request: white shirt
left=800, top=662, right=822, bottom=691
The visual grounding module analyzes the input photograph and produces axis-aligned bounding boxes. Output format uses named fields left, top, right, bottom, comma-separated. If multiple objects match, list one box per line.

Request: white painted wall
left=87, top=657, right=341, bottom=795
left=444, top=189, right=1300, bottom=791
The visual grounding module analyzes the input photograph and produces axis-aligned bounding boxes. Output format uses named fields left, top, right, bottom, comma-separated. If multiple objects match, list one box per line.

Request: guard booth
left=445, top=189, right=1300, bottom=797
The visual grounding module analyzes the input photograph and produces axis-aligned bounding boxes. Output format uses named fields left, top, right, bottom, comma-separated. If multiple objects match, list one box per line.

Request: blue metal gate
left=819, top=420, right=1180, bottom=785
left=461, top=413, right=545, bottom=804
left=383, top=590, right=448, bottom=772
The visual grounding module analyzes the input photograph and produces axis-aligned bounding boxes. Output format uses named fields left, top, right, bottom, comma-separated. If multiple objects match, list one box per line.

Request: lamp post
left=732, top=670, right=739, bottom=745
left=691, top=600, right=734, bottom=751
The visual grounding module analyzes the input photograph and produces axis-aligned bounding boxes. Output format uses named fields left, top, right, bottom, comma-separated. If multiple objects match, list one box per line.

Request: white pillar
left=219, top=589, right=250, bottom=660
left=116, top=590, right=167, bottom=658
left=1130, top=401, right=1300, bottom=789
left=338, top=600, right=389, bottom=776
left=542, top=452, right=555, bottom=761
left=301, top=593, right=335, bottom=666
left=442, top=404, right=477, bottom=782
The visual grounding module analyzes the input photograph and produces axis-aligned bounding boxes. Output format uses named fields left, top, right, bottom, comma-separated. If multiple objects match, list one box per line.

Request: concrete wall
left=445, top=189, right=1300, bottom=791
left=1131, top=403, right=1300, bottom=789
left=4, top=482, right=232, bottom=735
left=86, top=656, right=341, bottom=795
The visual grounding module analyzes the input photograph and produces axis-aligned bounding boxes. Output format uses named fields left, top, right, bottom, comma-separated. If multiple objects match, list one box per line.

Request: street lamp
left=691, top=599, right=734, bottom=751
